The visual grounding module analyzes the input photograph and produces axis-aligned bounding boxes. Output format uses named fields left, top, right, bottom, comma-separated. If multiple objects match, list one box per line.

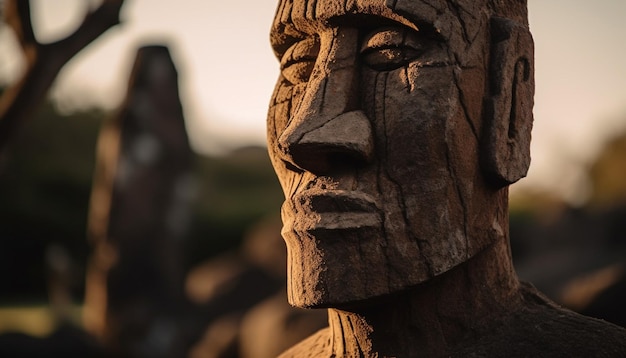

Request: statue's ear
left=482, top=17, right=535, bottom=187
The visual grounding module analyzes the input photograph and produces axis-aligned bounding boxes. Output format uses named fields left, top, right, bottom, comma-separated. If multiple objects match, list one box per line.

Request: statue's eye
left=360, top=27, right=426, bottom=71
left=280, top=37, right=320, bottom=85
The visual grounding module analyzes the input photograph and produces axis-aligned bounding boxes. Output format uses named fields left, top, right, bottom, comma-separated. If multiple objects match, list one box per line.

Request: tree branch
left=4, top=0, right=38, bottom=52
left=47, top=0, right=124, bottom=63
left=0, top=0, right=125, bottom=153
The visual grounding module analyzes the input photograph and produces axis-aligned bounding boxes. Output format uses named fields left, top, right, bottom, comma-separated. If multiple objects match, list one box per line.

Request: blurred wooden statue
left=266, top=0, right=626, bottom=356
left=85, top=45, right=194, bottom=358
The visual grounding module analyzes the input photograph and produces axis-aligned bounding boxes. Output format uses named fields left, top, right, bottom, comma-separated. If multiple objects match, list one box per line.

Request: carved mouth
left=296, top=189, right=378, bottom=212
left=282, top=189, right=381, bottom=234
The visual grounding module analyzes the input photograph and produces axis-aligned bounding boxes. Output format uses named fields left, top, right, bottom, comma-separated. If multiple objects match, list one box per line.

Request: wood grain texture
left=267, top=0, right=626, bottom=356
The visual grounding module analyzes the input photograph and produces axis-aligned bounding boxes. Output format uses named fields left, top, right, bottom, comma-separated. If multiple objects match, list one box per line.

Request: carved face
left=268, top=0, right=502, bottom=308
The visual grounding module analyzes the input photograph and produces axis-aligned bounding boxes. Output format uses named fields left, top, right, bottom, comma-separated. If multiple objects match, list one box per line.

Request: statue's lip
left=281, top=189, right=381, bottom=234
left=292, top=189, right=380, bottom=213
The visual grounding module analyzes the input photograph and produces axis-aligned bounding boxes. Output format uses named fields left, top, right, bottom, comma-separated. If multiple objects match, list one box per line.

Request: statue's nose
left=277, top=28, right=374, bottom=174
left=278, top=109, right=374, bottom=174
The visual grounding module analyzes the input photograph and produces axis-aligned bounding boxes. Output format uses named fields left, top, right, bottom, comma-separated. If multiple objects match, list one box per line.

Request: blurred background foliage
left=589, top=134, right=626, bottom=208
left=0, top=95, right=283, bottom=304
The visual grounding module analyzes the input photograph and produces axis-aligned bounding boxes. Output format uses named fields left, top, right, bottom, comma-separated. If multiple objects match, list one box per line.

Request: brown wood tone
left=266, top=0, right=626, bottom=356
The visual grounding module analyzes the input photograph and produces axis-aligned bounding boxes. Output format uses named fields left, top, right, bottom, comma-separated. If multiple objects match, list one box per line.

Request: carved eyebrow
left=385, top=0, right=449, bottom=39
left=407, top=18, right=444, bottom=42
left=271, top=22, right=310, bottom=60
left=329, top=14, right=444, bottom=43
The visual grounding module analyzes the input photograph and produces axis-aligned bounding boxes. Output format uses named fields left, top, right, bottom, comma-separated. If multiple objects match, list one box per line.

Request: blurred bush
left=0, top=100, right=103, bottom=302
left=0, top=97, right=283, bottom=304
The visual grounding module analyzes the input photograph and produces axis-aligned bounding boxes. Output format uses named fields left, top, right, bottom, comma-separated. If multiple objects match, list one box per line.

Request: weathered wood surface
left=266, top=0, right=626, bottom=356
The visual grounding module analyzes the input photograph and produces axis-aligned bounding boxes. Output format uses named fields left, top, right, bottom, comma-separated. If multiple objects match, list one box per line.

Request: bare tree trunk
left=0, top=0, right=124, bottom=152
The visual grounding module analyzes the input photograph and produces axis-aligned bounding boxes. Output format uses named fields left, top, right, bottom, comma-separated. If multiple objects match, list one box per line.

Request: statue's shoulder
left=454, top=282, right=626, bottom=357
left=518, top=282, right=626, bottom=355
left=277, top=327, right=332, bottom=358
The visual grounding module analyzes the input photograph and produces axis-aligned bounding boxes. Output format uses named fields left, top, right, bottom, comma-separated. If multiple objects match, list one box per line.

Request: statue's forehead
left=271, top=0, right=442, bottom=33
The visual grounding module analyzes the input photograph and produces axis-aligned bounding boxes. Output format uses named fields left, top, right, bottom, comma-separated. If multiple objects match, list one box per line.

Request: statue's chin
left=285, top=251, right=434, bottom=309
left=281, top=203, right=505, bottom=308
left=285, top=237, right=504, bottom=309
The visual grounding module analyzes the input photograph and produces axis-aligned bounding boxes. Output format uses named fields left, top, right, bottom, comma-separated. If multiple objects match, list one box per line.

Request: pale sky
left=1, top=0, right=625, bottom=204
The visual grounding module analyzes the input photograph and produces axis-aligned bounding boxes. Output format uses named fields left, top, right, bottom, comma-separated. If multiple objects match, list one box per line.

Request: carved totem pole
left=85, top=45, right=193, bottom=358
left=266, top=0, right=626, bottom=356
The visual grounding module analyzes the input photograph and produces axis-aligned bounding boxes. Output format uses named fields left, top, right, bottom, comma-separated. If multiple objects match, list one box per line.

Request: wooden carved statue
left=85, top=45, right=192, bottom=358
left=266, top=0, right=626, bottom=357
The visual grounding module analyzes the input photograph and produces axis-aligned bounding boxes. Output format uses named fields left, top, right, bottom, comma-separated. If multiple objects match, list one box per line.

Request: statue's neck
left=327, top=238, right=521, bottom=357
